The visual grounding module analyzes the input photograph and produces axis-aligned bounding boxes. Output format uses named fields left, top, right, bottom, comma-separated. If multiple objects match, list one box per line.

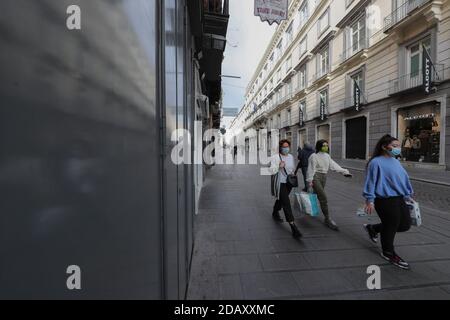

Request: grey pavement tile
left=292, top=269, right=357, bottom=297
left=249, top=226, right=294, bottom=240
left=271, top=238, right=317, bottom=253
left=189, top=254, right=218, bottom=282
left=341, top=262, right=448, bottom=291
left=240, top=272, right=301, bottom=299
left=187, top=275, right=220, bottom=300
left=219, top=275, right=244, bottom=300
left=216, top=241, right=235, bottom=256
left=305, top=236, right=366, bottom=251
left=303, top=290, right=395, bottom=300
left=259, top=253, right=311, bottom=272
left=233, top=241, right=260, bottom=255
left=394, top=232, right=443, bottom=246
left=397, top=244, right=450, bottom=261
left=441, top=285, right=450, bottom=294
left=217, top=254, right=263, bottom=275
left=302, top=248, right=383, bottom=269
left=215, top=227, right=253, bottom=241
left=389, top=286, right=450, bottom=300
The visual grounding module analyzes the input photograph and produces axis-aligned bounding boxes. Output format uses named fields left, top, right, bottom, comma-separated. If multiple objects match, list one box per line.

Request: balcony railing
left=388, top=64, right=444, bottom=96
left=338, top=37, right=369, bottom=63
left=344, top=91, right=368, bottom=109
left=384, top=0, right=431, bottom=32
left=204, top=0, right=229, bottom=15
left=311, top=68, right=330, bottom=83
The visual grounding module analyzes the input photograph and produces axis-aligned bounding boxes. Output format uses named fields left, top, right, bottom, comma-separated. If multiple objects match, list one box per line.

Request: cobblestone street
left=187, top=163, right=450, bottom=300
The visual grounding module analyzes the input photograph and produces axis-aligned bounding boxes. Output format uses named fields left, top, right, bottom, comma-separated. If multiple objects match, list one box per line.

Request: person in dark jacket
left=295, top=142, right=315, bottom=192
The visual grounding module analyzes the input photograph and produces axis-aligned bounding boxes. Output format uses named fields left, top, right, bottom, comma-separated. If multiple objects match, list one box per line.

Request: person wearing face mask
left=363, top=134, right=414, bottom=270
left=306, top=140, right=352, bottom=231
left=270, top=139, right=302, bottom=239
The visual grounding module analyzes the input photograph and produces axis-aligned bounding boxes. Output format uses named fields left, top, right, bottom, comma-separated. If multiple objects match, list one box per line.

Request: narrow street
left=187, top=163, right=450, bottom=300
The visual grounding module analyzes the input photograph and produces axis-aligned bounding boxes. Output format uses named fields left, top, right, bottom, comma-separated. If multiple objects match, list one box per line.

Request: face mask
left=281, top=147, right=290, bottom=155
left=388, top=147, right=402, bottom=157
left=321, top=146, right=329, bottom=153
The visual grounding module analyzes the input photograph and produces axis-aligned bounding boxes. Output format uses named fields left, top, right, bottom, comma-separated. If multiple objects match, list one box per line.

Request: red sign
left=254, top=0, right=289, bottom=25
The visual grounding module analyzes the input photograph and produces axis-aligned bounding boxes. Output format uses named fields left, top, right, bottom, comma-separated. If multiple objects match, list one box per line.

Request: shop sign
left=354, top=80, right=362, bottom=111
left=254, top=0, right=289, bottom=25
left=299, top=104, right=305, bottom=127
left=423, top=45, right=432, bottom=95
left=319, top=96, right=327, bottom=121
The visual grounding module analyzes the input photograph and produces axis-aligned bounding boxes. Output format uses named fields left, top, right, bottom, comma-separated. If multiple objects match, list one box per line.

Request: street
left=187, top=163, right=450, bottom=300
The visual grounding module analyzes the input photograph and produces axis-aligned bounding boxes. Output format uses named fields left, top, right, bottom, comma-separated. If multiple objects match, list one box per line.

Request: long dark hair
left=279, top=139, right=291, bottom=153
left=315, top=140, right=329, bottom=153
left=367, top=134, right=399, bottom=168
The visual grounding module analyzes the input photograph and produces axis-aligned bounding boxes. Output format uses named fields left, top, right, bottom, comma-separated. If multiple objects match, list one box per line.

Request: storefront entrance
left=397, top=103, right=441, bottom=163
left=345, top=116, right=367, bottom=160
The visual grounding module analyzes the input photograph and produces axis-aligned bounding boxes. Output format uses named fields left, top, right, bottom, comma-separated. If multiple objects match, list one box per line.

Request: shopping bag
left=405, top=199, right=422, bottom=227
left=356, top=206, right=368, bottom=217
left=296, top=192, right=320, bottom=217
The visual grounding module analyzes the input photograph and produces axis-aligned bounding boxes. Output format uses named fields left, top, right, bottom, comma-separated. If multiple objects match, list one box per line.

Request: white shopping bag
left=356, top=206, right=368, bottom=217
left=405, top=199, right=422, bottom=227
left=295, top=192, right=320, bottom=217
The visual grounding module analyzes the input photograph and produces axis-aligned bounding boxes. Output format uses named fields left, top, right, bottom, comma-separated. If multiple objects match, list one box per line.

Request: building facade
left=233, top=0, right=450, bottom=170
left=0, top=0, right=229, bottom=299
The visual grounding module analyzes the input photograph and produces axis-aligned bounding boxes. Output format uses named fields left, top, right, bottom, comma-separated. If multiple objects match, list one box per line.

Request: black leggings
left=372, top=197, right=411, bottom=253
left=273, top=183, right=294, bottom=223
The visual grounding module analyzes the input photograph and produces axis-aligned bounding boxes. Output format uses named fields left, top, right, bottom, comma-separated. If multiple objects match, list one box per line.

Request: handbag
left=279, top=155, right=299, bottom=188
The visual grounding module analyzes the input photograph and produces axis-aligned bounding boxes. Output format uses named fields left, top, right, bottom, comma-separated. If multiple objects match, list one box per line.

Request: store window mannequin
left=402, top=132, right=413, bottom=161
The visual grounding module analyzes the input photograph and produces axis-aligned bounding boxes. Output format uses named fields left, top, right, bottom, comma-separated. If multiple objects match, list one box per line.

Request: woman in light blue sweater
left=363, top=134, right=414, bottom=270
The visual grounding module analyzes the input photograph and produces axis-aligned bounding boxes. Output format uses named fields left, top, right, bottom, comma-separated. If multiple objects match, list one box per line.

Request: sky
left=222, top=1, right=277, bottom=111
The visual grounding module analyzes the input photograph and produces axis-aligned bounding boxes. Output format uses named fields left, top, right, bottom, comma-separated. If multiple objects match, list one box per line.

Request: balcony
left=341, top=92, right=369, bottom=112
left=282, top=67, right=296, bottom=83
left=311, top=69, right=331, bottom=85
left=337, top=38, right=369, bottom=65
left=388, top=64, right=444, bottom=96
left=383, top=0, right=432, bottom=33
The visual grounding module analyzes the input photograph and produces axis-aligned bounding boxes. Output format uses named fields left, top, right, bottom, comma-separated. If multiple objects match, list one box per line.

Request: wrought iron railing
left=310, top=67, right=330, bottom=83
left=344, top=91, right=368, bottom=109
left=388, top=64, right=444, bottom=95
left=338, top=37, right=369, bottom=63
left=384, top=0, right=431, bottom=32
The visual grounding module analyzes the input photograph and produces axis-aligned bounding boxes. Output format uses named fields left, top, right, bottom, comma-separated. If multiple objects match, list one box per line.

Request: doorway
left=345, top=116, right=367, bottom=160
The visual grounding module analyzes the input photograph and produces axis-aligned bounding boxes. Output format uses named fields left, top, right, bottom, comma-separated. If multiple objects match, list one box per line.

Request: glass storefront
left=397, top=103, right=441, bottom=163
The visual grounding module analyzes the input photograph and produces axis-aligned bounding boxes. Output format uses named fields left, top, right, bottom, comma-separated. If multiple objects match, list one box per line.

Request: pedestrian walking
left=270, top=139, right=302, bottom=239
left=306, top=140, right=353, bottom=231
left=363, top=134, right=414, bottom=270
left=295, top=142, right=315, bottom=192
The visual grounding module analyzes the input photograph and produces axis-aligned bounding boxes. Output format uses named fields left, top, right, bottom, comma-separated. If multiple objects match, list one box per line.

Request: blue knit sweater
left=363, top=156, right=414, bottom=203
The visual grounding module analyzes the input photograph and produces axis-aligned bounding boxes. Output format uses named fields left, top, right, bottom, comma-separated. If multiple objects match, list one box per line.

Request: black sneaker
left=381, top=251, right=410, bottom=270
left=363, top=224, right=378, bottom=244
left=324, top=218, right=339, bottom=231
left=272, top=211, right=283, bottom=223
left=290, top=223, right=303, bottom=239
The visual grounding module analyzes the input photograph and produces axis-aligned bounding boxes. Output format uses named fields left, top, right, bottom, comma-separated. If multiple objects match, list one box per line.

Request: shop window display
left=398, top=104, right=441, bottom=163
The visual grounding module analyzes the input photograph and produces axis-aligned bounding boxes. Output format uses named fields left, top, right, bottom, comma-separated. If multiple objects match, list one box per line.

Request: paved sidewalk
left=337, top=159, right=450, bottom=186
left=187, top=164, right=450, bottom=300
